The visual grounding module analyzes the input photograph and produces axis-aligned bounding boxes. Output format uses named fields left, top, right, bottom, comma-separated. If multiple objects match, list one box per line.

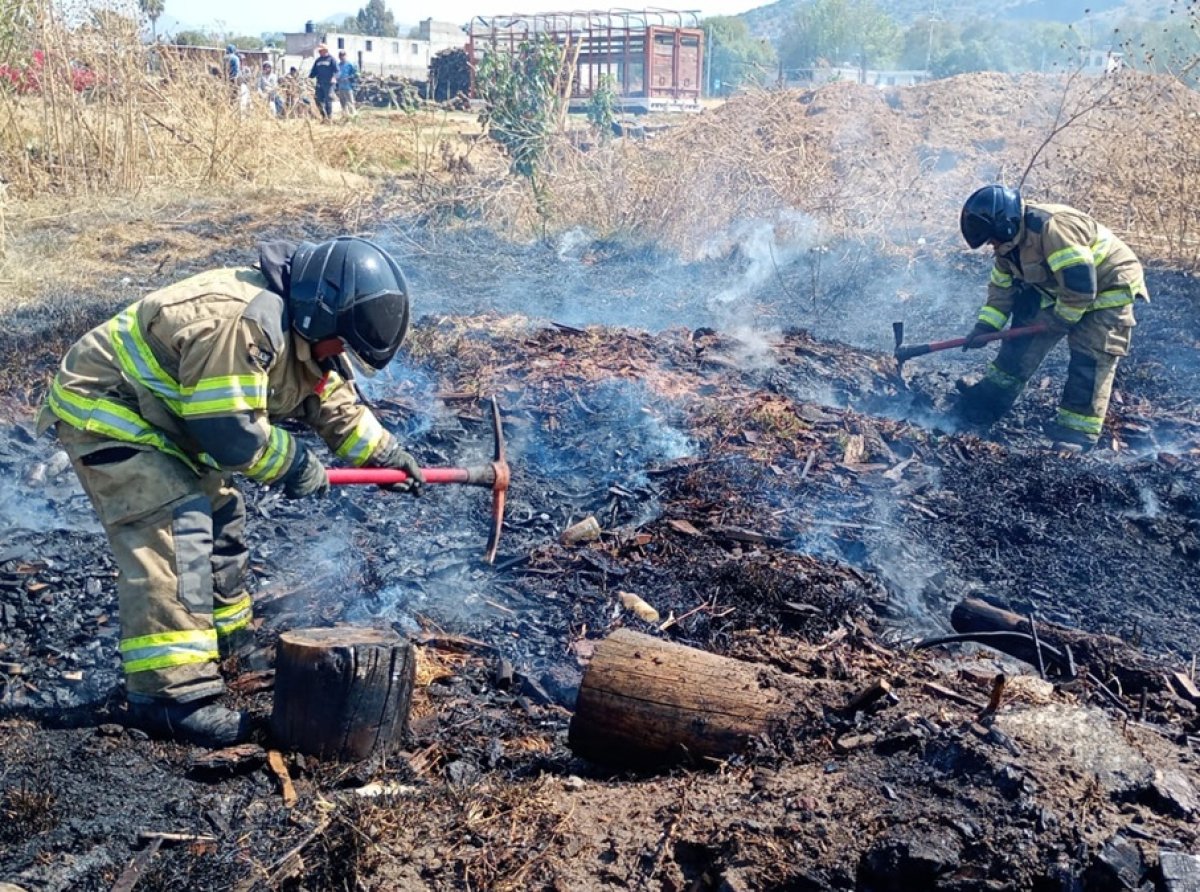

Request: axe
left=892, top=321, right=1048, bottom=371
left=326, top=397, right=510, bottom=564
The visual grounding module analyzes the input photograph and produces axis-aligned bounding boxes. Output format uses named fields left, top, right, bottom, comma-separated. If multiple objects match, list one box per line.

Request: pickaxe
left=892, top=321, right=1048, bottom=371
left=326, top=397, right=510, bottom=564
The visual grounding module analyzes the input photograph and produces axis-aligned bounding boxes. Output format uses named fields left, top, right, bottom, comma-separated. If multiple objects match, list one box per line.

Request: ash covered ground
left=1, top=224, right=1199, bottom=891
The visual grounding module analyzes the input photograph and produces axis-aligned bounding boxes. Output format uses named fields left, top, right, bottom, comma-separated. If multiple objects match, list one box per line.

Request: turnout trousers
left=56, top=425, right=254, bottom=703
left=972, top=291, right=1136, bottom=443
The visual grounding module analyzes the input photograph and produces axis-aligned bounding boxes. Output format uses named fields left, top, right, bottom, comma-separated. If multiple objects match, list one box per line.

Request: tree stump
left=568, top=628, right=809, bottom=768
left=270, top=626, right=415, bottom=761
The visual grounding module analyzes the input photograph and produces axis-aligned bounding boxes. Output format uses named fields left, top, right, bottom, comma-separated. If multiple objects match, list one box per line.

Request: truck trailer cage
left=467, top=8, right=704, bottom=113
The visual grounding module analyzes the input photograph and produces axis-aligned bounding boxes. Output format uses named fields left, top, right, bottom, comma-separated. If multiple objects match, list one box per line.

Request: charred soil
left=3, top=68, right=1200, bottom=892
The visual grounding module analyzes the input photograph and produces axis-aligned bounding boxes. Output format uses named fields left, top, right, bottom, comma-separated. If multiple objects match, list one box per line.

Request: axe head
left=892, top=321, right=907, bottom=372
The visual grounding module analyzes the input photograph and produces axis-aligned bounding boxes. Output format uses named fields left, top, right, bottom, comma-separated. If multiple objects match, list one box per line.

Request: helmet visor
left=961, top=212, right=992, bottom=249
left=344, top=343, right=381, bottom=378
left=343, top=287, right=409, bottom=370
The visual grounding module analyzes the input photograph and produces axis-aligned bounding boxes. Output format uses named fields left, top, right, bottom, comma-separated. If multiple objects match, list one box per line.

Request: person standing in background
left=257, top=61, right=282, bottom=116
left=308, top=43, right=337, bottom=121
left=336, top=50, right=358, bottom=119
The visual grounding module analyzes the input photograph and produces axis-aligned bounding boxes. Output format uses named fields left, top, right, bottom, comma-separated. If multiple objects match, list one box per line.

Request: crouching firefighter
left=37, top=237, right=425, bottom=747
left=955, top=184, right=1148, bottom=448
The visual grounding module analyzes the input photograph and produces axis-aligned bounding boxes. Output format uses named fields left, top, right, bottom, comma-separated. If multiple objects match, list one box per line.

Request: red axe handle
left=327, top=467, right=470, bottom=485
left=895, top=324, right=1048, bottom=362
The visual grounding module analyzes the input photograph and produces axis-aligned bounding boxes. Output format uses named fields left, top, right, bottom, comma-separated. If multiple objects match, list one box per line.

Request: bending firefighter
left=956, top=185, right=1148, bottom=447
left=38, top=237, right=424, bottom=746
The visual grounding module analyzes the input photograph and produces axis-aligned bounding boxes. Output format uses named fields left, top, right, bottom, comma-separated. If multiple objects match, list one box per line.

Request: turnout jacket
left=38, top=267, right=391, bottom=483
left=976, top=202, right=1147, bottom=331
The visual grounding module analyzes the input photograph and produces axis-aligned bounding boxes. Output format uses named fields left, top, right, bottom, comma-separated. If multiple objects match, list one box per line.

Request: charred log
left=946, top=598, right=1165, bottom=696
left=270, top=626, right=415, bottom=762
left=568, top=628, right=812, bottom=768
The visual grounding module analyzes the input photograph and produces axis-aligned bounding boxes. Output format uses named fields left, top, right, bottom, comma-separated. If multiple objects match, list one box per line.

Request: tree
left=475, top=36, right=570, bottom=221
left=139, top=0, right=165, bottom=42
left=703, top=16, right=776, bottom=95
left=353, top=0, right=398, bottom=38
left=172, top=29, right=215, bottom=47
left=228, top=34, right=264, bottom=50
left=778, top=0, right=900, bottom=78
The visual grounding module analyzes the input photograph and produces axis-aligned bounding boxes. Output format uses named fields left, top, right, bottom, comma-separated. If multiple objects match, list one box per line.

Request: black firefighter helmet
left=289, top=236, right=410, bottom=370
left=960, top=184, right=1023, bottom=249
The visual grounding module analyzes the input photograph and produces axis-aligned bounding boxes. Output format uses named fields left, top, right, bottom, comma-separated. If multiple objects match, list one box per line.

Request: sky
left=163, top=0, right=758, bottom=36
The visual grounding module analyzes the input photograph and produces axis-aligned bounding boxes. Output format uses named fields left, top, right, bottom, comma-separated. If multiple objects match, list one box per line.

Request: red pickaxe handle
left=324, top=397, right=510, bottom=564
left=327, top=467, right=469, bottom=485
left=895, top=323, right=1048, bottom=362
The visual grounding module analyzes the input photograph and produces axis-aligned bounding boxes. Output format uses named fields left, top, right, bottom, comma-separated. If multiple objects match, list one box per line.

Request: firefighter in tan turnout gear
left=38, top=237, right=424, bottom=747
left=956, top=185, right=1148, bottom=447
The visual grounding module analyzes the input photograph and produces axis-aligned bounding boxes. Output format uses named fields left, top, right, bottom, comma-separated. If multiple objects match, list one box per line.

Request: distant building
left=466, top=10, right=704, bottom=113
left=282, top=18, right=464, bottom=80
left=1080, top=48, right=1122, bottom=76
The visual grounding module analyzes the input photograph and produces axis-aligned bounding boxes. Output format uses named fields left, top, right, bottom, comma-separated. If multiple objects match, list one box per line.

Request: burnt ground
left=1, top=226, right=1199, bottom=892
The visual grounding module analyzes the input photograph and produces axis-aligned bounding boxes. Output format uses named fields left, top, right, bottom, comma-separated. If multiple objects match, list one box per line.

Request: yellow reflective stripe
left=1092, top=289, right=1134, bottom=310
left=47, top=379, right=209, bottom=470
left=124, top=650, right=221, bottom=674
left=108, top=308, right=186, bottom=413
left=1056, top=408, right=1102, bottom=435
left=246, top=426, right=293, bottom=482
left=984, top=363, right=1025, bottom=392
left=214, top=595, right=253, bottom=636
left=335, top=413, right=387, bottom=467
left=110, top=307, right=269, bottom=418
left=179, top=375, right=268, bottom=417
left=319, top=371, right=346, bottom=403
left=119, top=629, right=218, bottom=674
left=1047, top=244, right=1090, bottom=272
left=989, top=267, right=1013, bottom=288
left=977, top=306, right=1007, bottom=329
left=1054, top=302, right=1085, bottom=323
left=119, top=629, right=217, bottom=651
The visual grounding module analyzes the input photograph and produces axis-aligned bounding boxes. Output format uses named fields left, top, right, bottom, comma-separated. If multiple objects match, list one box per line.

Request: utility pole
left=705, top=24, right=713, bottom=97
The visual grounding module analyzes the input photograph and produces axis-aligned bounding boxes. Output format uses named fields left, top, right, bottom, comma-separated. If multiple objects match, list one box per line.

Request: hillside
left=739, top=0, right=1167, bottom=46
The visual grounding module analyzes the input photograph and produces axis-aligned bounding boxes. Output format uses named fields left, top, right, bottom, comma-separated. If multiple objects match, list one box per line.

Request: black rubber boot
left=127, top=698, right=251, bottom=748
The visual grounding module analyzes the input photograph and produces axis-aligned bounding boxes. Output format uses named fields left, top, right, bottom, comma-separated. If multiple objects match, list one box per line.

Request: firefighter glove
left=281, top=447, right=330, bottom=499
left=372, top=439, right=424, bottom=496
left=962, top=322, right=996, bottom=351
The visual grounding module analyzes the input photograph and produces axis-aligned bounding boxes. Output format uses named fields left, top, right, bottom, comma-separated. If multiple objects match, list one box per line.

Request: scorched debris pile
left=2, top=301, right=1199, bottom=890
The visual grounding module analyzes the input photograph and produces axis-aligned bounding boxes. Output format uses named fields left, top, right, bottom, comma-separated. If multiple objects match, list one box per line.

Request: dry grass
left=0, top=2, right=427, bottom=197
left=535, top=71, right=1200, bottom=268
left=0, top=1, right=501, bottom=304
left=5, top=3, right=1200, bottom=321
left=0, top=187, right=359, bottom=310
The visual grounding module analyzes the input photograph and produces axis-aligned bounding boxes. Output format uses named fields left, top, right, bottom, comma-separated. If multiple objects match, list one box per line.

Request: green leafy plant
left=586, top=73, right=617, bottom=141
left=475, top=37, right=567, bottom=180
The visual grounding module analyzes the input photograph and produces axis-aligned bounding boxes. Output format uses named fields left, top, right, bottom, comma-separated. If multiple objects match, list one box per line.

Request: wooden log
left=270, top=626, right=415, bottom=762
left=568, top=628, right=808, bottom=768
left=948, top=598, right=1162, bottom=695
